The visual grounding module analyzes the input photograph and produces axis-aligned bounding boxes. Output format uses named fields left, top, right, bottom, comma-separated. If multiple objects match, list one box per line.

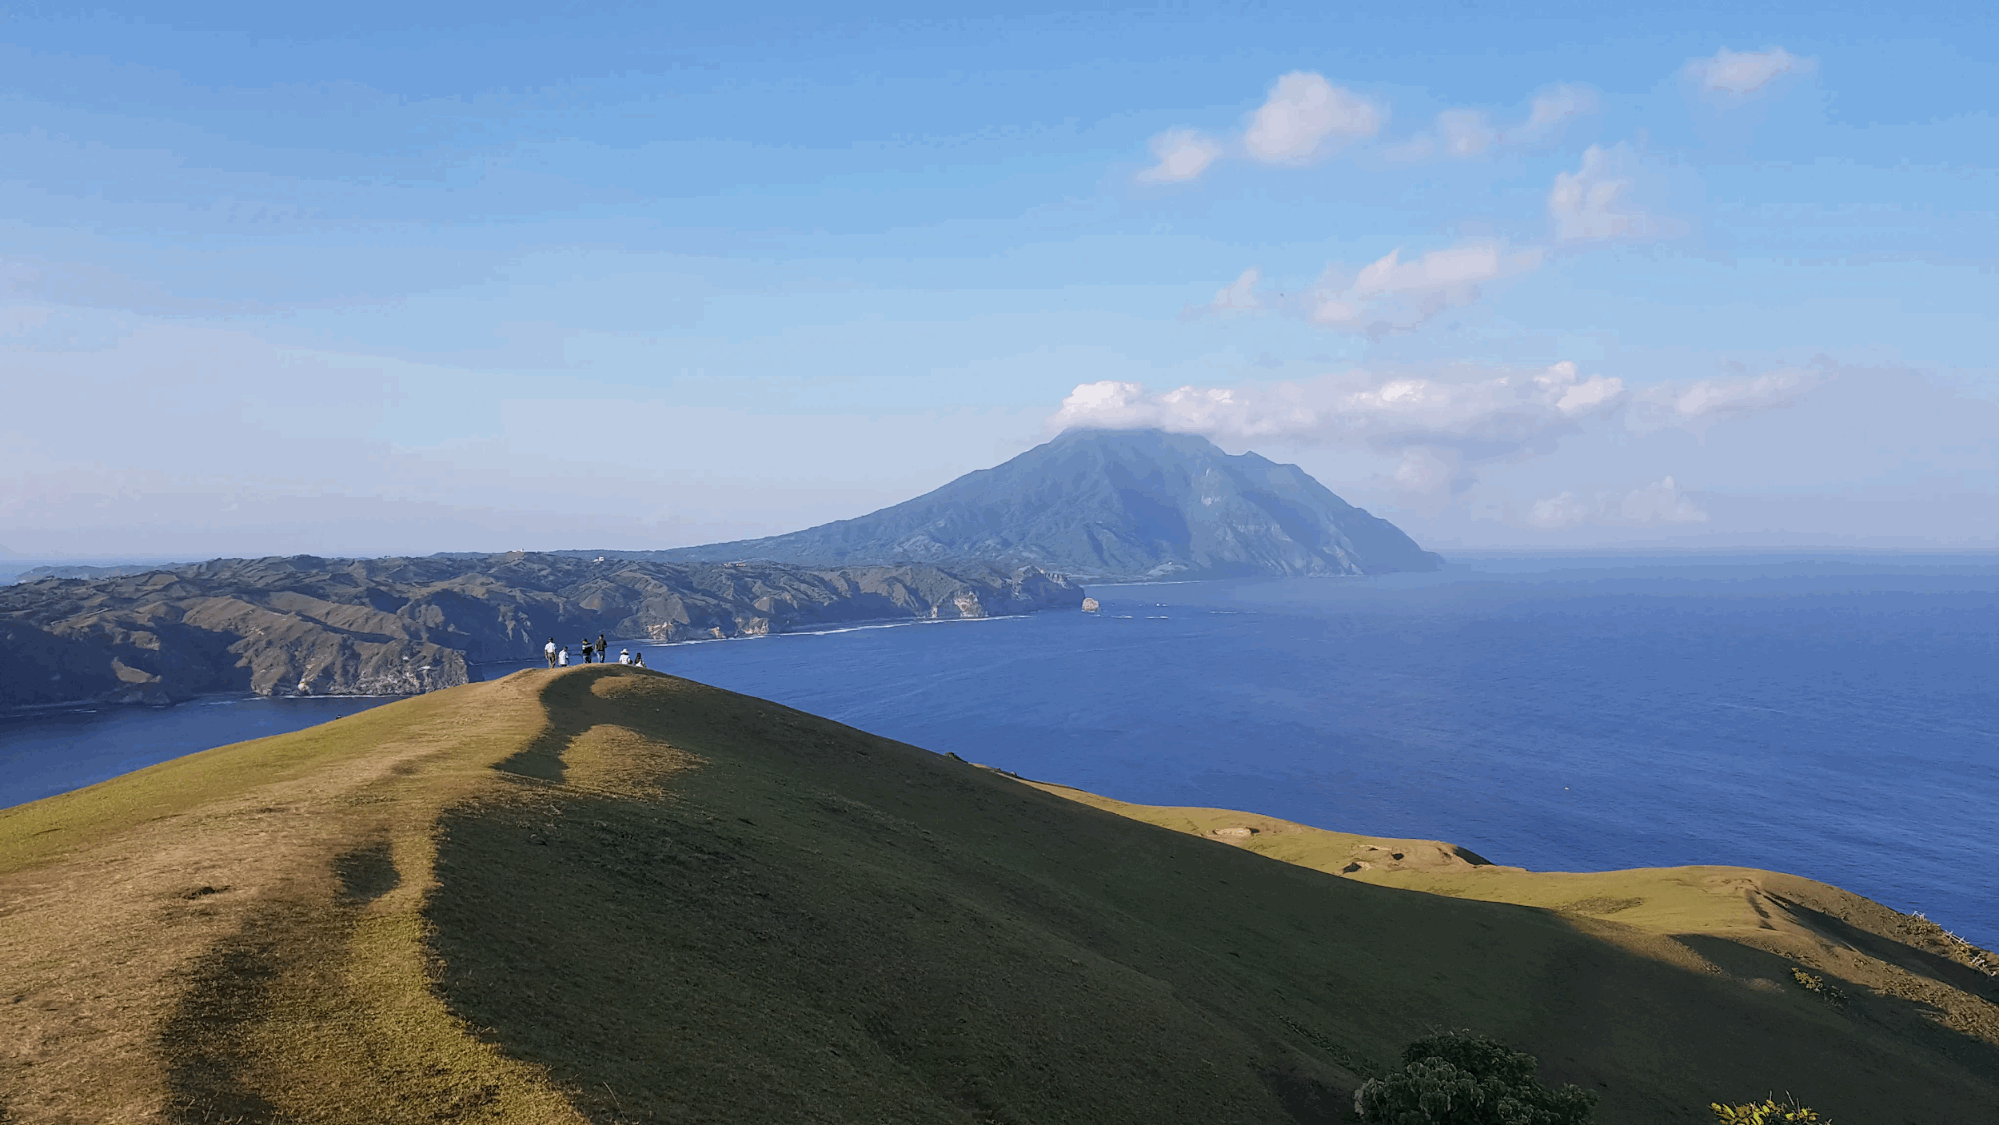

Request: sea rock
left=1081, top=597, right=1100, bottom=612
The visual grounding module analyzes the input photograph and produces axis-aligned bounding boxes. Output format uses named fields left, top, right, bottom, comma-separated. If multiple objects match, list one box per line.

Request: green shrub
left=1353, top=1031, right=1598, bottom=1124
left=1710, top=1096, right=1825, bottom=1123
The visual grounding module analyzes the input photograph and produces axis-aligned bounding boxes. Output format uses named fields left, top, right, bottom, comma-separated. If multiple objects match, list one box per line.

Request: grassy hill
left=2, top=665, right=1995, bottom=1122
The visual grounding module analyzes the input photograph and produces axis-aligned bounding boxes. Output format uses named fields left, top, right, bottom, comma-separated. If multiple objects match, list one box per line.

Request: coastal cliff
left=0, top=552, right=1081, bottom=708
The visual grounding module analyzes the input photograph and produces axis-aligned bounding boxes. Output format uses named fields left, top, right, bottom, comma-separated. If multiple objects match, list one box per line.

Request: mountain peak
left=638, top=430, right=1440, bottom=580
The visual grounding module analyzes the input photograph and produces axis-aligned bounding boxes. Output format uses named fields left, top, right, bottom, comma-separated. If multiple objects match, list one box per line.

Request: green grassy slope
left=3, top=665, right=1996, bottom=1123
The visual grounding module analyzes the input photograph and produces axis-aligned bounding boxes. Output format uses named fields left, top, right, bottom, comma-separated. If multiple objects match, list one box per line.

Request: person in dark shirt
left=597, top=633, right=608, bottom=661
left=581, top=638, right=595, bottom=664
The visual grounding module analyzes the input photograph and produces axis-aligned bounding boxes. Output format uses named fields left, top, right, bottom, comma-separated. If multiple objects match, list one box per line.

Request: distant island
left=0, top=428, right=1441, bottom=711
left=0, top=554, right=1080, bottom=709
left=10, top=562, right=166, bottom=582
left=577, top=428, right=1443, bottom=580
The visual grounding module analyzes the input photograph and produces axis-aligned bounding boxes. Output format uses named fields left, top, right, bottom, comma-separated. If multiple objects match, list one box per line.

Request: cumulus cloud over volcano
left=1049, top=362, right=1624, bottom=493
left=1048, top=365, right=1815, bottom=497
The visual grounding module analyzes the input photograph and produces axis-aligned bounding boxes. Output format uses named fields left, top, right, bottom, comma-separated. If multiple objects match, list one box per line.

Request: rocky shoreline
left=0, top=552, right=1083, bottom=708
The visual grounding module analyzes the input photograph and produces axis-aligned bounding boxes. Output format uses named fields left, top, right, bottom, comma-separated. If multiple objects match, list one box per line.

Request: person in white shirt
left=557, top=646, right=570, bottom=667
left=618, top=648, right=632, bottom=664
left=543, top=637, right=557, bottom=667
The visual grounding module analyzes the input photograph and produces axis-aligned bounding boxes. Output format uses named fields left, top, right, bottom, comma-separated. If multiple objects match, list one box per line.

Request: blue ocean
left=6, top=554, right=1996, bottom=948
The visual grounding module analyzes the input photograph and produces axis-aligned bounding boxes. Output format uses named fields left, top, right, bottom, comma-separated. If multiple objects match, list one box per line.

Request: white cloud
left=1242, top=72, right=1385, bottom=165
left=1136, top=127, right=1225, bottom=183
left=1048, top=360, right=1624, bottom=494
left=1671, top=370, right=1813, bottom=420
left=1310, top=240, right=1545, bottom=334
left=1139, top=75, right=1589, bottom=178
left=1686, top=47, right=1813, bottom=96
left=1387, top=85, right=1599, bottom=164
left=1436, top=109, right=1499, bottom=158
left=1352, top=242, right=1508, bottom=293
left=1528, top=476, right=1709, bottom=528
left=1392, top=446, right=1463, bottom=494
left=1548, top=143, right=1679, bottom=242
left=1507, top=85, right=1600, bottom=145
left=1627, top=369, right=1817, bottom=433
left=1208, top=267, right=1263, bottom=313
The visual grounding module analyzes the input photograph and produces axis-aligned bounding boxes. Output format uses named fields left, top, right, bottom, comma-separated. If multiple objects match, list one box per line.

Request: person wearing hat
left=618, top=647, right=632, bottom=664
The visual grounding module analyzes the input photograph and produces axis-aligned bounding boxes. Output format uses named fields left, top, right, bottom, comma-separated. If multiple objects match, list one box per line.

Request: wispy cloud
left=1435, top=109, right=1500, bottom=158
left=1136, top=127, right=1226, bottom=183
left=1204, top=267, right=1264, bottom=314
left=0, top=254, right=263, bottom=317
left=1391, top=85, right=1601, bottom=162
left=1311, top=240, right=1545, bottom=334
left=1136, top=72, right=1591, bottom=182
left=1685, top=47, right=1814, bottom=96
left=1508, top=85, right=1601, bottom=145
left=1548, top=143, right=1681, bottom=242
left=1627, top=368, right=1818, bottom=433
left=1528, top=476, right=1709, bottom=528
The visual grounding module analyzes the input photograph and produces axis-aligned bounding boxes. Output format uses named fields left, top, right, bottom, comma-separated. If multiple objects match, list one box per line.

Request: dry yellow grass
left=1028, top=781, right=1999, bottom=1113
left=2, top=665, right=1995, bottom=1122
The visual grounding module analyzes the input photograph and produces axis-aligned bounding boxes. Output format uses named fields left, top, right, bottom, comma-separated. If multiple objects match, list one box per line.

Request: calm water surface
left=0, top=696, right=384, bottom=807
left=6, top=554, right=1996, bottom=947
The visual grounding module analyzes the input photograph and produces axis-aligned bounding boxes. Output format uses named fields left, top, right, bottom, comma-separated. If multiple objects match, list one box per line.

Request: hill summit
left=3, top=665, right=1996, bottom=1122
left=636, top=428, right=1441, bottom=580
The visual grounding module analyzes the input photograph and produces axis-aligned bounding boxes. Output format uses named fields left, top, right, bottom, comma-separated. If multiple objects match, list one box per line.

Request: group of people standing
left=543, top=632, right=646, bottom=669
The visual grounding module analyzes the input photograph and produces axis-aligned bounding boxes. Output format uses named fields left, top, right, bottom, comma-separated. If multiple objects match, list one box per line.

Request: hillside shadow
left=158, top=903, right=299, bottom=1124
left=1763, top=893, right=1999, bottom=1003
left=334, top=840, right=400, bottom=904
left=1257, top=1063, right=1351, bottom=1124
left=422, top=668, right=1999, bottom=1124
left=1674, top=922, right=1999, bottom=1086
left=491, top=670, right=609, bottom=784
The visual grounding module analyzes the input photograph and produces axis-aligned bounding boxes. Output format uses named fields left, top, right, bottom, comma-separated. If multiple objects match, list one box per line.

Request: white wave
left=1086, top=578, right=1214, bottom=588
left=636, top=614, right=1033, bottom=645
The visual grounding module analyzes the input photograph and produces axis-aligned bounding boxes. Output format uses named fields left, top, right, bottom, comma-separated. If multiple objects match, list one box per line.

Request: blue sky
left=1, top=0, right=1995, bottom=558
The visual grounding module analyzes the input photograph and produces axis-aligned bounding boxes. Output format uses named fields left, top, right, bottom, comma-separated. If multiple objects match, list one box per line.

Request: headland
left=2, top=665, right=1994, bottom=1122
